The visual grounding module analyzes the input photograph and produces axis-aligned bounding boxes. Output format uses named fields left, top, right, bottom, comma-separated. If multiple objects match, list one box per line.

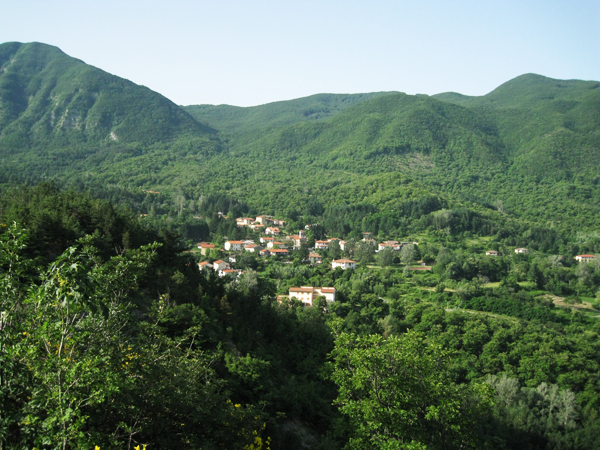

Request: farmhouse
left=486, top=250, right=498, bottom=256
left=515, top=248, right=529, bottom=254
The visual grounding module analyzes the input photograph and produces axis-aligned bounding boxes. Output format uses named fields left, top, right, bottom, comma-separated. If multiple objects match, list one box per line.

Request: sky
left=2, top=0, right=599, bottom=107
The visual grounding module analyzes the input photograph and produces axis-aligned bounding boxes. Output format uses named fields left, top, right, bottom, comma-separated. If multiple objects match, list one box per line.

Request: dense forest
left=1, top=42, right=600, bottom=449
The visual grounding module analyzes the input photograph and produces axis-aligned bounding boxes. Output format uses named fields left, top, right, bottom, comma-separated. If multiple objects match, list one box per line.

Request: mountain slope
left=0, top=42, right=215, bottom=150
left=183, top=92, right=396, bottom=134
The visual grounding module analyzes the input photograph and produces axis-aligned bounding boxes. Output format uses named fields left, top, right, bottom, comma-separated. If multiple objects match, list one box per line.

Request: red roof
left=213, top=260, right=225, bottom=264
left=333, top=259, right=356, bottom=263
left=577, top=255, right=595, bottom=257
left=227, top=240, right=245, bottom=244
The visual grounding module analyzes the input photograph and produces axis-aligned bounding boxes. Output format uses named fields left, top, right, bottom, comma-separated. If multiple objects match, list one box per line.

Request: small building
left=288, top=286, right=336, bottom=307
left=332, top=259, right=357, bottom=270
left=219, top=268, right=243, bottom=278
left=315, top=240, right=329, bottom=249
left=289, top=235, right=308, bottom=249
left=212, top=260, right=230, bottom=271
left=486, top=250, right=498, bottom=256
left=224, top=240, right=245, bottom=251
left=197, top=242, right=215, bottom=256
left=197, top=261, right=213, bottom=271
left=308, top=252, right=322, bottom=264
left=265, top=227, right=280, bottom=236
left=575, top=254, right=596, bottom=263
left=260, top=236, right=275, bottom=245
left=260, top=249, right=271, bottom=258
left=244, top=244, right=263, bottom=253
left=515, top=248, right=529, bottom=254
left=269, top=249, right=289, bottom=257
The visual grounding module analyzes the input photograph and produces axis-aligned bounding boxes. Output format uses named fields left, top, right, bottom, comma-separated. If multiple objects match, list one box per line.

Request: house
left=288, top=286, right=336, bottom=307
left=265, top=227, right=280, bottom=236
left=575, top=254, right=596, bottom=263
left=244, top=244, right=262, bottom=253
left=289, top=235, right=307, bottom=249
left=273, top=219, right=286, bottom=227
left=308, top=252, right=322, bottom=264
left=197, top=242, right=215, bottom=256
left=260, top=249, right=271, bottom=258
left=486, top=250, right=498, bottom=256
left=260, top=236, right=275, bottom=244
left=219, top=268, right=243, bottom=278
left=224, top=240, right=245, bottom=251
left=197, top=261, right=213, bottom=271
left=249, top=224, right=265, bottom=231
left=268, top=249, right=289, bottom=257
left=212, top=260, right=230, bottom=271
left=267, top=241, right=287, bottom=249
left=255, top=215, right=273, bottom=225
left=236, top=217, right=256, bottom=227
left=332, top=259, right=357, bottom=270
left=515, top=248, right=529, bottom=254
left=339, top=240, right=347, bottom=251
left=315, top=240, right=329, bottom=249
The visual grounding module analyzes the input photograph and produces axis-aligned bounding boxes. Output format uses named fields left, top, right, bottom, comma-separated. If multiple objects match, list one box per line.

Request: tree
left=376, top=246, right=394, bottom=267
left=327, top=330, right=490, bottom=449
left=329, top=239, right=342, bottom=260
left=400, top=244, right=416, bottom=266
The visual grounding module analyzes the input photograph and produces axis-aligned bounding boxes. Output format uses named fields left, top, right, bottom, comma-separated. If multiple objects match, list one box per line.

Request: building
left=212, top=260, right=230, bottom=272
left=315, top=240, right=329, bottom=249
left=260, top=236, right=275, bottom=245
left=268, top=249, right=289, bottom=257
left=575, top=254, right=596, bottom=263
left=244, top=244, right=262, bottom=253
left=308, top=252, right=322, bottom=264
left=288, top=286, right=336, bottom=307
left=197, top=242, right=215, bottom=256
left=515, top=248, right=529, bottom=254
left=224, top=240, right=245, bottom=251
left=197, top=261, right=213, bottom=271
left=332, top=259, right=357, bottom=270
left=260, top=249, right=271, bottom=258
left=265, top=227, right=280, bottom=235
left=288, top=235, right=307, bottom=249
left=486, top=250, right=498, bottom=256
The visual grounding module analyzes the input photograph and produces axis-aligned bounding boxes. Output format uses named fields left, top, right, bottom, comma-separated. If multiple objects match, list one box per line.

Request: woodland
left=1, top=42, right=600, bottom=449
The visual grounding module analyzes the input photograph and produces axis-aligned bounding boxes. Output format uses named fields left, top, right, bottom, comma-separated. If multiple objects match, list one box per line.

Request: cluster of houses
left=196, top=216, right=423, bottom=274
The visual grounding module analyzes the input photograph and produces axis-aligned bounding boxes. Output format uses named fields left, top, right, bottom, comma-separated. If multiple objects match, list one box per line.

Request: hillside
left=183, top=92, right=395, bottom=134
left=0, top=42, right=215, bottom=151
left=0, top=43, right=599, bottom=235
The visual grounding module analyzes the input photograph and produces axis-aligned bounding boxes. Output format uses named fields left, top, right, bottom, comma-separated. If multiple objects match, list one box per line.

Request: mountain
left=0, top=42, right=598, bottom=233
left=0, top=42, right=215, bottom=151
left=434, top=74, right=600, bottom=179
left=184, top=92, right=396, bottom=134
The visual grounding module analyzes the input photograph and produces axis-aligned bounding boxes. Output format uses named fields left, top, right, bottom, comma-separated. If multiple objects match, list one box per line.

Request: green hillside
left=183, top=92, right=395, bottom=134
left=0, top=42, right=216, bottom=151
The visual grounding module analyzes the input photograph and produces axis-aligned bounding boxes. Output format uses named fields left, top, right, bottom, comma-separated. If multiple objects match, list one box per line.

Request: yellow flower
left=95, top=446, right=100, bottom=450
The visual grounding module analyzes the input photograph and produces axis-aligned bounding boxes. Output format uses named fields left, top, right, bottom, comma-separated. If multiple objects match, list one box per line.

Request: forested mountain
left=184, top=91, right=395, bottom=134
left=0, top=42, right=215, bottom=150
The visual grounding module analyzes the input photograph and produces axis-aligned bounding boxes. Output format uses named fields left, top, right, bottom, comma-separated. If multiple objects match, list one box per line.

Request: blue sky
left=2, top=0, right=599, bottom=106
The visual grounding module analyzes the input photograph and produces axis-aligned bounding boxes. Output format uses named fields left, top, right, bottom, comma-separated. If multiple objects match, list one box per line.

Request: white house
left=315, top=240, right=329, bottom=249
left=486, top=250, right=498, bottom=256
left=244, top=244, right=262, bottom=253
left=212, top=260, right=230, bottom=271
left=515, top=248, right=529, bottom=254
left=332, top=259, right=357, bottom=270
left=265, top=227, right=280, bottom=235
left=224, top=240, right=245, bottom=251
left=260, top=236, right=275, bottom=245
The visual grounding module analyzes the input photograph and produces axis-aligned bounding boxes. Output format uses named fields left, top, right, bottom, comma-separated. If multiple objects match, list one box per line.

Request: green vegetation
left=1, top=41, right=600, bottom=448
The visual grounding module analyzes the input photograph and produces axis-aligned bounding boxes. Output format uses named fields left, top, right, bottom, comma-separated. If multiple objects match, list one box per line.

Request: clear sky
left=2, top=0, right=599, bottom=106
